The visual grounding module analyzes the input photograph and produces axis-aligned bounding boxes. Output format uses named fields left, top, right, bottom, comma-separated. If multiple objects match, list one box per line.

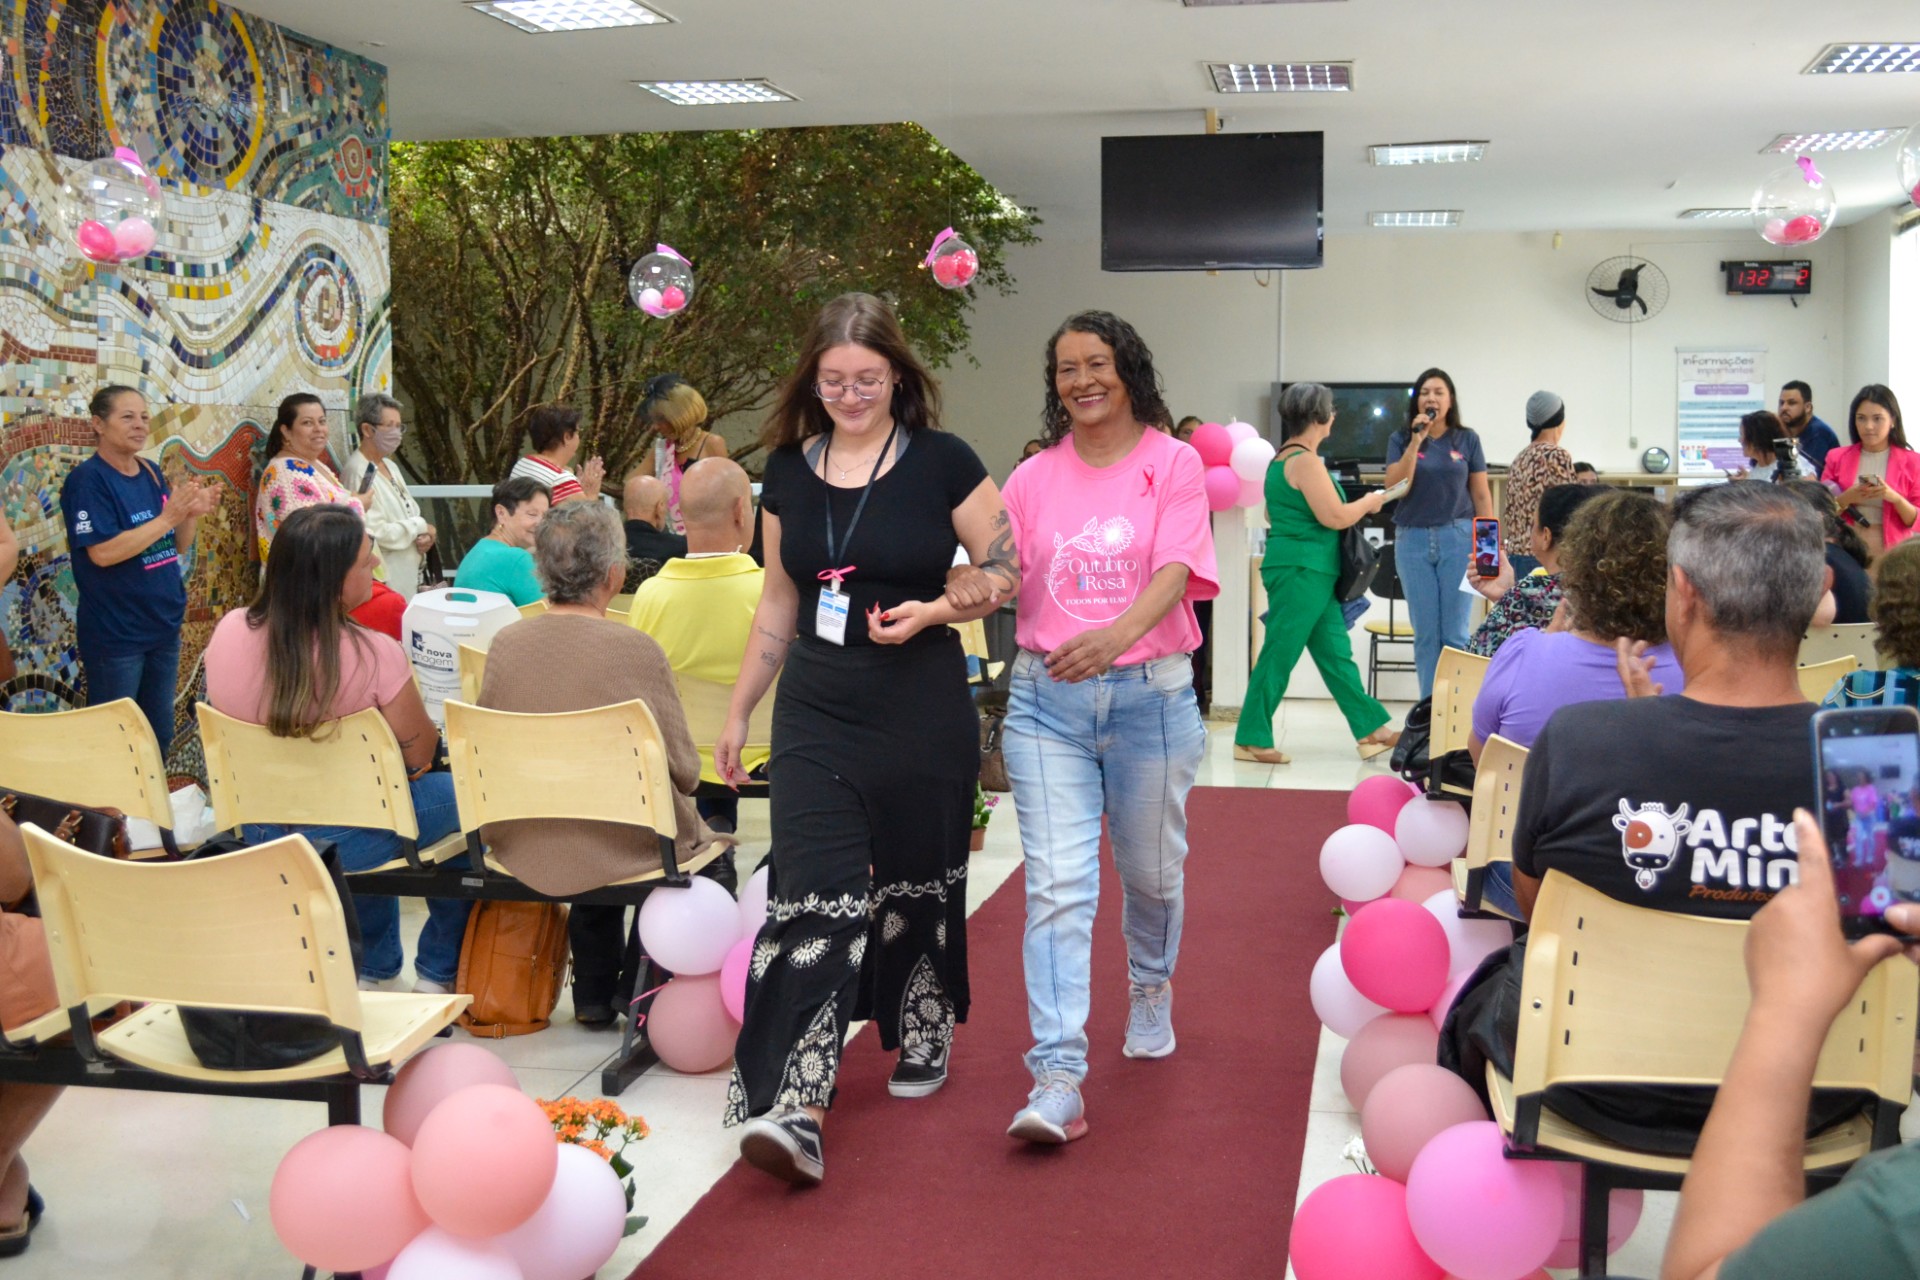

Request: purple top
left=1471, top=628, right=1684, bottom=749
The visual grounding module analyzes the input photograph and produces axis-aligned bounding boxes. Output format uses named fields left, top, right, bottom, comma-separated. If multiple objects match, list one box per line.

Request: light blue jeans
left=1003, top=649, right=1207, bottom=1084
left=1395, top=519, right=1475, bottom=698
left=244, top=772, right=470, bottom=985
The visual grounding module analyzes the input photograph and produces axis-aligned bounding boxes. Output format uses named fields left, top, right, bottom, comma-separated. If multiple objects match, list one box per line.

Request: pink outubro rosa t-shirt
left=1002, top=428, right=1219, bottom=667
left=204, top=607, right=414, bottom=727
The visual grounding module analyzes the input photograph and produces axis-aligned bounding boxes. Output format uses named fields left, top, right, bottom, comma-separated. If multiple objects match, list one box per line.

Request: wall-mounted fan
left=1586, top=256, right=1669, bottom=323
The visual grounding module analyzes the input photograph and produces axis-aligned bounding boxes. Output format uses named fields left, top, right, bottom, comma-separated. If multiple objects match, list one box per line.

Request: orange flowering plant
left=540, top=1096, right=650, bottom=1236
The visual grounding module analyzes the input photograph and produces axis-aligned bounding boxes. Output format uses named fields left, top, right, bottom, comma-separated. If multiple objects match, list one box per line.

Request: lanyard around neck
left=821, top=421, right=899, bottom=569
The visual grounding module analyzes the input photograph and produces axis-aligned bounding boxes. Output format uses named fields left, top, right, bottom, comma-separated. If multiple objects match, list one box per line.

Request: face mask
left=373, top=425, right=403, bottom=454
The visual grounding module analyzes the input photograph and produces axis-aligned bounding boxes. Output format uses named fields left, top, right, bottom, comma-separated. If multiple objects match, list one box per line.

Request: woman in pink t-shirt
left=978, top=310, right=1217, bottom=1145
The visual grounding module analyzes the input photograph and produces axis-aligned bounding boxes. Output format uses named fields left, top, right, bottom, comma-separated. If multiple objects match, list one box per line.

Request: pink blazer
left=1821, top=444, right=1920, bottom=549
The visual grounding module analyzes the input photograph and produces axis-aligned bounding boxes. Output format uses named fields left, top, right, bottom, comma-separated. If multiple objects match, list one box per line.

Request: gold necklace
left=827, top=437, right=887, bottom=481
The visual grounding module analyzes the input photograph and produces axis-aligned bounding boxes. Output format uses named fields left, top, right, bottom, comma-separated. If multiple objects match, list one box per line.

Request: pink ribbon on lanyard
left=924, top=227, right=959, bottom=267
left=818, top=566, right=856, bottom=591
left=1141, top=464, right=1156, bottom=497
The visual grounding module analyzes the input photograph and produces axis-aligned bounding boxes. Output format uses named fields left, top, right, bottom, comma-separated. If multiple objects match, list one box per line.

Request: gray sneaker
left=1007, top=1073, right=1088, bottom=1144
left=1123, top=981, right=1175, bottom=1059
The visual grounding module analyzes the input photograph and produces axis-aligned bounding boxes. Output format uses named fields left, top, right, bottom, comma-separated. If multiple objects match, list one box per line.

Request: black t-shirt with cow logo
left=1513, top=696, right=1819, bottom=918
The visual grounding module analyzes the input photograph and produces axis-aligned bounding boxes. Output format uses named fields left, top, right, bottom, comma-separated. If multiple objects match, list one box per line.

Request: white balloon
left=1224, top=420, right=1260, bottom=445
left=1421, top=889, right=1514, bottom=978
left=1310, top=942, right=1389, bottom=1038
left=636, top=876, right=740, bottom=976
left=1319, top=823, right=1406, bottom=902
left=1229, top=436, right=1277, bottom=482
left=388, top=1228, right=524, bottom=1280
left=493, top=1143, right=628, bottom=1280
left=1395, top=796, right=1470, bottom=868
left=737, top=864, right=770, bottom=941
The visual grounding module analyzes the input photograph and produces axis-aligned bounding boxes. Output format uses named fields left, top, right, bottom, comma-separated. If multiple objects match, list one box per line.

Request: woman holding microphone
left=1382, top=369, right=1492, bottom=697
left=1236, top=383, right=1397, bottom=764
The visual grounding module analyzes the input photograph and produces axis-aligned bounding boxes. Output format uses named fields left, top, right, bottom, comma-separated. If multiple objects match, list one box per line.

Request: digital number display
left=1724, top=260, right=1812, bottom=295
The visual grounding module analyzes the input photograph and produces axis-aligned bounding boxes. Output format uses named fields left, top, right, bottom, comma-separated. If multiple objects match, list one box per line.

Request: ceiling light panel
left=1677, top=208, right=1752, bottom=220
left=635, top=79, right=796, bottom=105
left=1368, top=141, right=1487, bottom=166
left=1207, top=62, right=1351, bottom=92
left=1182, top=1, right=1346, bottom=6
left=1369, top=210, right=1461, bottom=228
left=468, top=0, right=672, bottom=33
left=1803, top=43, right=1920, bottom=74
left=1761, top=129, right=1901, bottom=152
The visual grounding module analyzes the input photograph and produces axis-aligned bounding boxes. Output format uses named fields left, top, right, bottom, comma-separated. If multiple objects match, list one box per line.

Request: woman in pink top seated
left=987, top=310, right=1217, bottom=1146
left=204, top=504, right=471, bottom=992
left=1821, top=384, right=1920, bottom=563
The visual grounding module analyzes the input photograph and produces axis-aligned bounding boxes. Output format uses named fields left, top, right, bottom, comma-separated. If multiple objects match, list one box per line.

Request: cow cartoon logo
left=1614, top=799, right=1692, bottom=891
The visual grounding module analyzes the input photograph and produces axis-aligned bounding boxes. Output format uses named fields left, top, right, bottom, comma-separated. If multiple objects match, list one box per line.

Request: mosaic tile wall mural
left=0, top=1, right=390, bottom=778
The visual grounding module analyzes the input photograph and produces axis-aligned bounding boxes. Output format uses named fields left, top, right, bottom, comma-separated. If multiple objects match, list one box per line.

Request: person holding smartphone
left=1381, top=368, right=1493, bottom=697
left=1236, top=382, right=1398, bottom=764
left=1821, top=384, right=1920, bottom=564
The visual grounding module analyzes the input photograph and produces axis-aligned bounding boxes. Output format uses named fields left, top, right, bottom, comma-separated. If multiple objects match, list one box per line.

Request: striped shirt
left=509, top=454, right=583, bottom=504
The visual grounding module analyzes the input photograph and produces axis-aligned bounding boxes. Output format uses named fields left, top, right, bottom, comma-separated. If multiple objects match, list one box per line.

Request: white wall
left=1843, top=210, right=1893, bottom=397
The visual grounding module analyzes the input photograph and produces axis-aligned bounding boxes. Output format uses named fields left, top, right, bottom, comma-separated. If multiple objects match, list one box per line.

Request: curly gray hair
left=534, top=501, right=628, bottom=605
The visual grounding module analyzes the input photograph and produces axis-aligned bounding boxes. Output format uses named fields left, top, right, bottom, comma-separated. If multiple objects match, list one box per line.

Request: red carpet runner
left=632, top=786, right=1344, bottom=1280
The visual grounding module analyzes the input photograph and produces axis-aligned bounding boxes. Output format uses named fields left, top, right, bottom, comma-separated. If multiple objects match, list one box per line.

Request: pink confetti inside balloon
left=1752, top=163, right=1836, bottom=246
left=59, top=148, right=165, bottom=265
left=628, top=245, right=694, bottom=317
left=926, top=227, right=980, bottom=290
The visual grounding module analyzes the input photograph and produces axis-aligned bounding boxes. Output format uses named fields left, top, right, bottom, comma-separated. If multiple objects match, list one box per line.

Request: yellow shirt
left=627, top=554, right=768, bottom=780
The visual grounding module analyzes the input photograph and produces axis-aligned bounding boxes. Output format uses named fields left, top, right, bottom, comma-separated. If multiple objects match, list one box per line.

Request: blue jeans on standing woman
left=244, top=772, right=471, bottom=986
left=82, top=639, right=182, bottom=760
left=1002, top=649, right=1207, bottom=1085
left=1394, top=518, right=1474, bottom=698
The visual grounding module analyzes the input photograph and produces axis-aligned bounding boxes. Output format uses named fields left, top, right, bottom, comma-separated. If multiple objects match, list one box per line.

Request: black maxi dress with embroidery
left=725, top=429, right=986, bottom=1125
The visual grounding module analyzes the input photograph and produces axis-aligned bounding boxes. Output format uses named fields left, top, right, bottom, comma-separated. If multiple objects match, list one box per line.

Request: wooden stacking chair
left=15, top=824, right=467, bottom=1122
left=458, top=642, right=488, bottom=706
left=1452, top=734, right=1527, bottom=919
left=516, top=599, right=548, bottom=619
left=0, top=699, right=178, bottom=856
left=1429, top=647, right=1492, bottom=797
left=672, top=672, right=775, bottom=798
left=1490, top=870, right=1915, bottom=1274
left=195, top=704, right=467, bottom=872
left=1796, top=655, right=1858, bottom=704
left=1799, top=623, right=1879, bottom=672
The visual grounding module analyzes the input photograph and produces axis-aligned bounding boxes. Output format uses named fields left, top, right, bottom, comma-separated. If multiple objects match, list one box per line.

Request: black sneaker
left=888, top=1039, right=950, bottom=1098
left=739, top=1106, right=824, bottom=1186
left=697, top=849, right=739, bottom=895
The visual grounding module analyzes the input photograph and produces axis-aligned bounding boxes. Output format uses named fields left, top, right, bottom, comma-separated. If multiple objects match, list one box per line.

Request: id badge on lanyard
left=814, top=422, right=899, bottom=646
left=815, top=586, right=851, bottom=645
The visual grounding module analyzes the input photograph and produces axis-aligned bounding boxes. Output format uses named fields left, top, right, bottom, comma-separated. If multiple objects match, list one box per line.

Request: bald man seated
left=628, top=459, right=765, bottom=839
left=622, top=471, right=687, bottom=591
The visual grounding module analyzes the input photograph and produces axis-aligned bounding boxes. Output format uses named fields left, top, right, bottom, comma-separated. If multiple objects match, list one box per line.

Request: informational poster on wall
left=1676, top=349, right=1767, bottom=481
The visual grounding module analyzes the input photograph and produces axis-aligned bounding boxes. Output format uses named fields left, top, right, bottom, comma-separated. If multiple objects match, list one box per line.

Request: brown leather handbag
left=456, top=901, right=571, bottom=1038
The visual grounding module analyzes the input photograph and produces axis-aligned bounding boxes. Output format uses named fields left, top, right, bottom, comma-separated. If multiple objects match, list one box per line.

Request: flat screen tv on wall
left=1101, top=132, right=1324, bottom=272
left=1274, top=382, right=1415, bottom=465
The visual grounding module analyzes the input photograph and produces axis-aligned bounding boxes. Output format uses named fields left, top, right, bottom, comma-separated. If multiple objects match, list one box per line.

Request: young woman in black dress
left=716, top=293, right=1018, bottom=1185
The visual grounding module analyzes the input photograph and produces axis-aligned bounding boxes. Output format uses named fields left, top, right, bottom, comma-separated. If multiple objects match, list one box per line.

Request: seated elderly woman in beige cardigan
left=477, top=500, right=729, bottom=1028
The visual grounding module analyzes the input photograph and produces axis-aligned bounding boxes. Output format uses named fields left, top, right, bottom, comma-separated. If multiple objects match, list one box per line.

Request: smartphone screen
left=1472, top=517, right=1500, bottom=577
left=1812, top=706, right=1920, bottom=936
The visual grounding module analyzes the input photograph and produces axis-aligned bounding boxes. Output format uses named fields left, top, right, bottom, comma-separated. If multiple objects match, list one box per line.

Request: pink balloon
left=410, top=1085, right=557, bottom=1238
left=1320, top=823, right=1406, bottom=903
left=1407, top=1122, right=1562, bottom=1280
left=648, top=974, right=738, bottom=1073
left=383, top=1043, right=520, bottom=1146
left=719, top=936, right=752, bottom=1023
left=1342, top=899, right=1450, bottom=1012
left=1395, top=796, right=1470, bottom=868
left=1310, top=942, right=1389, bottom=1039
left=1427, top=969, right=1473, bottom=1031
left=1289, top=1174, right=1443, bottom=1280
left=364, top=1265, right=393, bottom=1280
left=1361, top=1064, right=1492, bottom=1181
left=637, top=876, right=740, bottom=975
left=269, top=1125, right=428, bottom=1272
left=1237, top=473, right=1264, bottom=508
left=493, top=1142, right=628, bottom=1280
left=112, top=216, right=156, bottom=259
left=1782, top=214, right=1824, bottom=244
left=1339, top=1013, right=1439, bottom=1110
left=737, top=864, right=770, bottom=939
left=1542, top=1164, right=1643, bottom=1267
left=1389, top=864, right=1453, bottom=903
left=1420, top=889, right=1514, bottom=979
left=660, top=284, right=688, bottom=311
left=387, top=1227, right=523, bottom=1280
left=1203, top=465, right=1241, bottom=512
left=1190, top=422, right=1233, bottom=467
left=1224, top=419, right=1260, bottom=445
left=1348, top=773, right=1418, bottom=833
left=75, top=219, right=118, bottom=262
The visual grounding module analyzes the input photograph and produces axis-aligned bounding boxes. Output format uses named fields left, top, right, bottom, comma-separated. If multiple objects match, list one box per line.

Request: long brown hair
left=761, top=293, right=942, bottom=451
left=244, top=504, right=373, bottom=739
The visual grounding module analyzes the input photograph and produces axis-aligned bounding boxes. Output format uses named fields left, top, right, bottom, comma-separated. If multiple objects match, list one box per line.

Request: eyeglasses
left=814, top=378, right=889, bottom=401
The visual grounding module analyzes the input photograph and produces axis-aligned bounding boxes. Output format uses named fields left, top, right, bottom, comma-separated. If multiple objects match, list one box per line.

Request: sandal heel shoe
left=1233, top=744, right=1290, bottom=765
left=1356, top=731, right=1401, bottom=761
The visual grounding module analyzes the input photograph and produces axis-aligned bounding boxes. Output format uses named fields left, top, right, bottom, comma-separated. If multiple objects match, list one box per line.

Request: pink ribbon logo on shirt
left=1141, top=465, right=1156, bottom=497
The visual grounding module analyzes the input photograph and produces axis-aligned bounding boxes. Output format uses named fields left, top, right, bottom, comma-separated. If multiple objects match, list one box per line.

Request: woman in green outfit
left=1235, top=383, right=1399, bottom=764
left=455, top=475, right=551, bottom=605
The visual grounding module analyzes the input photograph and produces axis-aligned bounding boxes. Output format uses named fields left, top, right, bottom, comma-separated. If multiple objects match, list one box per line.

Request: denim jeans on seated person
left=1002, top=649, right=1207, bottom=1085
left=243, top=772, right=471, bottom=986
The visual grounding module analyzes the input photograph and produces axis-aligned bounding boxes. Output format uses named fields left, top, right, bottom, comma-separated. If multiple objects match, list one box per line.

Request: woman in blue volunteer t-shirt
left=1381, top=368, right=1494, bottom=698
left=59, top=386, right=220, bottom=756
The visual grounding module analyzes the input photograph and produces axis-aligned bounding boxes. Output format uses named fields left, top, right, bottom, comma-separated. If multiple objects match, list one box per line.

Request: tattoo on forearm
left=754, top=625, right=792, bottom=646
left=758, top=650, right=780, bottom=669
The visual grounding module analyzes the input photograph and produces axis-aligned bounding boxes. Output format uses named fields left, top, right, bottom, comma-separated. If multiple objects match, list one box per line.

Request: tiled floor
left=15, top=694, right=1830, bottom=1276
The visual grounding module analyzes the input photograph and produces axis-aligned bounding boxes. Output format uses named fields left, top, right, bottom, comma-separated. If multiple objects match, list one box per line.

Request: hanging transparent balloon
left=1897, top=122, right=1920, bottom=209
left=628, top=244, right=695, bottom=318
left=1750, top=156, right=1837, bottom=247
left=57, top=147, right=164, bottom=265
left=925, top=227, right=979, bottom=290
